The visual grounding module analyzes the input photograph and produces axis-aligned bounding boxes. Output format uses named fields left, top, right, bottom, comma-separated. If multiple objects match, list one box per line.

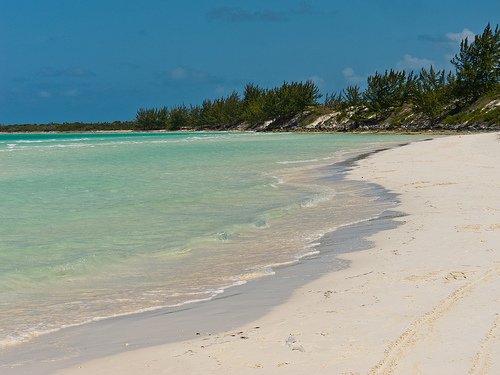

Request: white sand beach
left=57, top=132, right=500, bottom=374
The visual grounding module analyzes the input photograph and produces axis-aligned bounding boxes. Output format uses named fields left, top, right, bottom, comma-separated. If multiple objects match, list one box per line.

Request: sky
left=1, top=0, right=499, bottom=125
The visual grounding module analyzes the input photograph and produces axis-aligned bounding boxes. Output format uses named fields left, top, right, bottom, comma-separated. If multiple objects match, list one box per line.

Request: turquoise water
left=0, top=132, right=421, bottom=347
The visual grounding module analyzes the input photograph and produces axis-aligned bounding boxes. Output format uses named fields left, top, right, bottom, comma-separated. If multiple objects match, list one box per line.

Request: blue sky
left=1, top=0, right=498, bottom=125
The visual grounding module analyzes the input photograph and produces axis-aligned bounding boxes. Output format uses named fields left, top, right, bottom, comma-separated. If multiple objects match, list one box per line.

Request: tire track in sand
left=469, top=313, right=500, bottom=375
left=369, top=268, right=500, bottom=375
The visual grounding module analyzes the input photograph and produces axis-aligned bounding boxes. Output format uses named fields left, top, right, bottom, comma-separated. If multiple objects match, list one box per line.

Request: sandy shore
left=56, top=132, right=500, bottom=374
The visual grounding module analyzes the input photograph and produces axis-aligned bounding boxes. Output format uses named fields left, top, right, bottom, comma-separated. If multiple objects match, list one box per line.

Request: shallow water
left=0, top=132, right=423, bottom=348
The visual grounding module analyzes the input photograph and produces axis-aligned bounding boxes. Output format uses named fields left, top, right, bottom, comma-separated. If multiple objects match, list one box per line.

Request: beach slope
left=58, top=132, right=500, bottom=374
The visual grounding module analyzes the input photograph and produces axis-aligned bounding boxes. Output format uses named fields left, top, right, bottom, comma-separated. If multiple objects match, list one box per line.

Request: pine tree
left=273, top=80, right=322, bottom=121
left=241, top=83, right=266, bottom=124
left=451, top=23, right=500, bottom=103
left=135, top=107, right=169, bottom=130
left=168, top=104, right=189, bottom=130
left=364, top=70, right=411, bottom=119
left=341, top=85, right=365, bottom=121
left=412, top=66, right=451, bottom=124
left=188, top=104, right=204, bottom=128
left=323, top=91, right=342, bottom=108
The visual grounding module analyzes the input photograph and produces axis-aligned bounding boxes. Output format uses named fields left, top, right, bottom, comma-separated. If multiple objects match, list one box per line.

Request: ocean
left=0, top=131, right=423, bottom=350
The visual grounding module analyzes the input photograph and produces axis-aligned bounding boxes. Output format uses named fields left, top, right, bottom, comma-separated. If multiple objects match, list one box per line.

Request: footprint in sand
left=445, top=271, right=468, bottom=281
left=455, top=224, right=483, bottom=233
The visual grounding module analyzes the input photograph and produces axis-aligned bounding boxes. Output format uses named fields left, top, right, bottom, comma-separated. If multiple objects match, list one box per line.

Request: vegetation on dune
left=2, top=23, right=500, bottom=133
left=451, top=23, right=500, bottom=104
left=318, top=22, right=500, bottom=131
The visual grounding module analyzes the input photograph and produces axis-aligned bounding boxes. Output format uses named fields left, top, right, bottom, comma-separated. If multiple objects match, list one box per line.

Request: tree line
left=135, top=80, right=322, bottom=130
left=0, top=121, right=136, bottom=133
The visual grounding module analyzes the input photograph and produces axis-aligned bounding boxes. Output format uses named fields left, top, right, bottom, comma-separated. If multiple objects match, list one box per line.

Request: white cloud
left=446, top=28, right=475, bottom=44
left=396, top=54, right=433, bottom=71
left=215, top=86, right=229, bottom=95
left=38, top=91, right=51, bottom=98
left=66, top=67, right=94, bottom=77
left=38, top=67, right=95, bottom=78
left=62, top=89, right=80, bottom=97
left=342, top=67, right=365, bottom=84
left=309, top=75, right=324, bottom=86
left=169, top=68, right=187, bottom=81
left=167, top=67, right=214, bottom=84
left=208, top=7, right=286, bottom=22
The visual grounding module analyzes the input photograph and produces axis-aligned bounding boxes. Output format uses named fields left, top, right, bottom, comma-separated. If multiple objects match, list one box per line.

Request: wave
left=300, top=188, right=336, bottom=207
left=277, top=158, right=320, bottom=164
left=269, top=175, right=285, bottom=188
left=12, top=139, right=55, bottom=143
left=0, top=132, right=261, bottom=153
left=1, top=134, right=236, bottom=151
left=0, top=277, right=249, bottom=349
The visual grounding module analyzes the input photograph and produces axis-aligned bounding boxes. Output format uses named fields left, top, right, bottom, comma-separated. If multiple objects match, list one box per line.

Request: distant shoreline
left=0, top=128, right=486, bottom=135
